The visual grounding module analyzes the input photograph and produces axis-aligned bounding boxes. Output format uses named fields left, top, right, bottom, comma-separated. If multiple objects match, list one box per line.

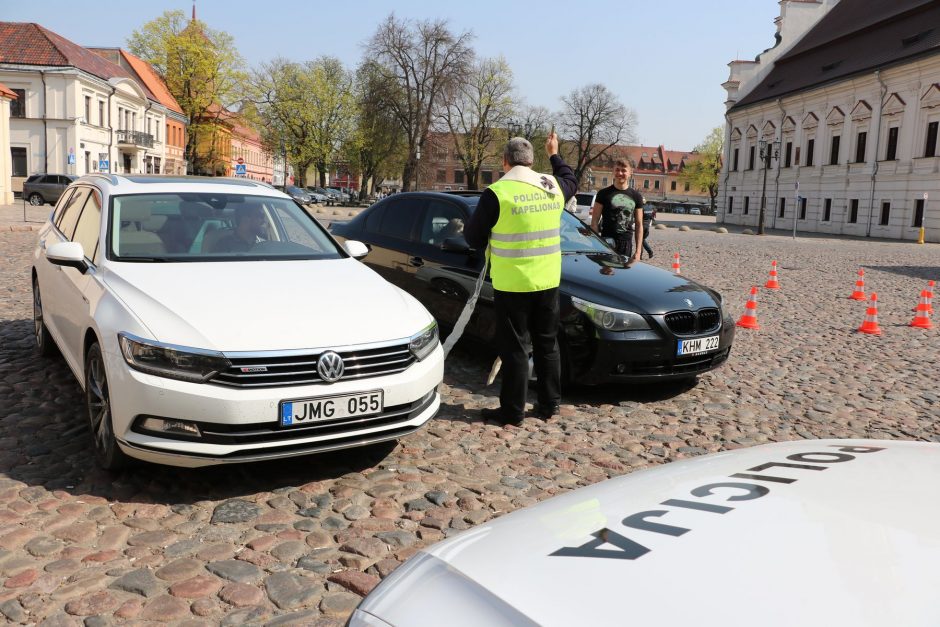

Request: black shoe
left=481, top=407, right=524, bottom=425
left=533, top=403, right=560, bottom=419
left=648, top=250, right=654, bottom=258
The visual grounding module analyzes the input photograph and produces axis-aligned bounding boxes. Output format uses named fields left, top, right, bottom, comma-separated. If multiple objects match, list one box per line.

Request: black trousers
left=642, top=227, right=653, bottom=258
left=493, top=287, right=561, bottom=417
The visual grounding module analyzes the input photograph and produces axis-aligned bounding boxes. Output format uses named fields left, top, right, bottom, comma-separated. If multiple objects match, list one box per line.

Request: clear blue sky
left=4, top=0, right=780, bottom=150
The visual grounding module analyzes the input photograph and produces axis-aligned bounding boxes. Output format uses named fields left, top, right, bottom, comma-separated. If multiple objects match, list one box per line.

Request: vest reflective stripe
left=489, top=228, right=560, bottom=243
left=489, top=176, right=564, bottom=292
left=490, top=243, right=561, bottom=258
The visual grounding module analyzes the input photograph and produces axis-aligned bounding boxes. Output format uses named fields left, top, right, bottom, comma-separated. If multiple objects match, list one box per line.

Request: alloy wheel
left=28, top=193, right=44, bottom=206
left=32, top=278, right=55, bottom=357
left=85, top=343, right=128, bottom=469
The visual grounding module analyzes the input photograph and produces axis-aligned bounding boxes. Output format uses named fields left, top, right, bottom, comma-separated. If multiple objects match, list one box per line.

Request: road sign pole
left=919, top=192, right=928, bottom=244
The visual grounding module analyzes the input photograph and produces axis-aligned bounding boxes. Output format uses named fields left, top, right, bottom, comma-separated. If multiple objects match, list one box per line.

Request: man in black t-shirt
left=590, top=158, right=644, bottom=261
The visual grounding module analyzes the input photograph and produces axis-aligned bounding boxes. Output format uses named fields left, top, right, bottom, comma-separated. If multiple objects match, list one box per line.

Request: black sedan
left=331, top=191, right=734, bottom=386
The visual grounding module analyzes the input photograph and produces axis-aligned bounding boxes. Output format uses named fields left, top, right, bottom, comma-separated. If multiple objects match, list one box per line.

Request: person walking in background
left=590, top=159, right=644, bottom=261
left=464, top=132, right=577, bottom=425
left=641, top=204, right=656, bottom=258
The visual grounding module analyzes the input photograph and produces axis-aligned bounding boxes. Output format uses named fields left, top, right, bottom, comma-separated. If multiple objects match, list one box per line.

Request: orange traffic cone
left=925, top=280, right=934, bottom=315
left=911, top=290, right=934, bottom=329
left=857, top=293, right=882, bottom=335
left=849, top=269, right=866, bottom=301
left=764, top=260, right=781, bottom=289
left=736, top=287, right=760, bottom=330
left=672, top=252, right=681, bottom=275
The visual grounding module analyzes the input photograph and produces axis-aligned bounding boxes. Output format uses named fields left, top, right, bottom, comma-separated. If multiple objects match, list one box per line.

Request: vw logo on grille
left=317, top=351, right=345, bottom=382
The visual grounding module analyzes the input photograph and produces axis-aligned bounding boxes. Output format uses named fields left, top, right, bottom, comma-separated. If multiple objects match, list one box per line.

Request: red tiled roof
left=0, top=81, right=15, bottom=99
left=120, top=50, right=183, bottom=114
left=0, top=22, right=155, bottom=100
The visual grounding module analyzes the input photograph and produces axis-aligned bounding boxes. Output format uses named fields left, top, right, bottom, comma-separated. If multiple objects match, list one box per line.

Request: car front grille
left=210, top=342, right=416, bottom=388
left=664, top=308, right=721, bottom=335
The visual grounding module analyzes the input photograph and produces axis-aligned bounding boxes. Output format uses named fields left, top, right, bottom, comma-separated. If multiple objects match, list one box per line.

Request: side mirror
left=344, top=240, right=370, bottom=260
left=46, top=241, right=88, bottom=273
left=442, top=236, right=472, bottom=253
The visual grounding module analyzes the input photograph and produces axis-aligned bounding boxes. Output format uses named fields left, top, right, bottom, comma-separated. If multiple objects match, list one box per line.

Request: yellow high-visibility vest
left=488, top=176, right=563, bottom=292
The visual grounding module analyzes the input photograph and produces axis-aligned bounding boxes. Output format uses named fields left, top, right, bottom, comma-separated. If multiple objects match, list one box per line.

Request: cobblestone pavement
left=1, top=227, right=938, bottom=625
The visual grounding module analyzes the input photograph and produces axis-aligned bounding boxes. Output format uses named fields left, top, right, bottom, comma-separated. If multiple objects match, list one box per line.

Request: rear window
left=109, top=193, right=343, bottom=262
left=576, top=193, right=595, bottom=206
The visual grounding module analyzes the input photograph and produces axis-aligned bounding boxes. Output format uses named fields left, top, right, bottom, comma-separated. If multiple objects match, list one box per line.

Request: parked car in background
left=349, top=439, right=936, bottom=627
left=280, top=185, right=313, bottom=205
left=572, top=191, right=596, bottom=222
left=315, top=187, right=339, bottom=204
left=689, top=207, right=702, bottom=215
left=305, top=188, right=329, bottom=204
left=327, top=187, right=350, bottom=203
left=23, top=174, right=79, bottom=206
left=331, top=191, right=734, bottom=386
left=31, top=174, right=443, bottom=468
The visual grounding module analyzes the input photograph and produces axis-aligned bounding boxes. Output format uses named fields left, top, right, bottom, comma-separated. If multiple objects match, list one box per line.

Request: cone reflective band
left=765, top=260, right=781, bottom=289
left=926, top=280, right=935, bottom=314
left=672, top=253, right=681, bottom=275
left=911, top=291, right=934, bottom=329
left=849, top=269, right=866, bottom=301
left=736, top=286, right=760, bottom=330
left=857, top=292, right=882, bottom=335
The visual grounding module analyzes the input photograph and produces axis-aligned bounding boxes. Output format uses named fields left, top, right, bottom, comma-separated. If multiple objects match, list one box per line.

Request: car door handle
left=408, top=256, right=424, bottom=267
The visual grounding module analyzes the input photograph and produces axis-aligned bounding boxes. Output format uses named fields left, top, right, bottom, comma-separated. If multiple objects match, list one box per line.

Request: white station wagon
left=31, top=174, right=443, bottom=468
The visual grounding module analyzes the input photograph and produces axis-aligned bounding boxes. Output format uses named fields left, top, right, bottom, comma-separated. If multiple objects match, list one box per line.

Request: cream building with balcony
left=0, top=22, right=169, bottom=194
left=718, top=0, right=940, bottom=242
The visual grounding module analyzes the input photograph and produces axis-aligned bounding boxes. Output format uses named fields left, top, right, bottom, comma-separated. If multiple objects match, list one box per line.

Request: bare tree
left=366, top=14, right=473, bottom=191
left=440, top=56, right=515, bottom=190
left=558, top=84, right=637, bottom=185
left=516, top=105, right=552, bottom=172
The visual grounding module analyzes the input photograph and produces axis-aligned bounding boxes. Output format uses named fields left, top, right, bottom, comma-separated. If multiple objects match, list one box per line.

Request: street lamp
left=757, top=138, right=780, bottom=235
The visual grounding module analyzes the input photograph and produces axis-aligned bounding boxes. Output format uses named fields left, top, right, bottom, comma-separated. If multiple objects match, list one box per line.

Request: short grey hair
left=504, top=137, right=534, bottom=167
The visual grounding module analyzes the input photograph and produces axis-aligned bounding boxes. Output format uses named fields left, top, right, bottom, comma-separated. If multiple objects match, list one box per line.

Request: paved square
left=0, top=227, right=936, bottom=624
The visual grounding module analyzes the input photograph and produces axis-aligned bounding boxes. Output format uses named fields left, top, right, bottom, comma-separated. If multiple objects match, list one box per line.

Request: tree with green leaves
left=249, top=56, right=355, bottom=187
left=343, top=62, right=407, bottom=200
left=680, top=126, right=724, bottom=213
left=440, top=56, right=515, bottom=190
left=127, top=10, right=247, bottom=175
left=366, top=14, right=473, bottom=191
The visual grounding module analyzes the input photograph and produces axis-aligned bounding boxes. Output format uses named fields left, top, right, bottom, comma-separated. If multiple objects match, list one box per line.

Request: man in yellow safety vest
left=464, top=132, right=578, bottom=424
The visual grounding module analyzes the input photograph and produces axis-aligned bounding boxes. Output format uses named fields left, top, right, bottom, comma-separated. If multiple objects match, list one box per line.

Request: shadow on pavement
left=0, top=318, right=399, bottom=503
left=865, top=265, right=940, bottom=281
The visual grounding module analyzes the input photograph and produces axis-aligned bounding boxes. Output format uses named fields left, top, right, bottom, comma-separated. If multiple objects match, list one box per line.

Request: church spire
left=192, top=0, right=196, bottom=21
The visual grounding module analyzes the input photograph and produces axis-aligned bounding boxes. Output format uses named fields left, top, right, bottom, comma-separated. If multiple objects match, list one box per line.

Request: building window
left=643, top=179, right=649, bottom=189
left=805, top=138, right=815, bottom=166
left=829, top=135, right=840, bottom=165
left=654, top=180, right=660, bottom=190
left=454, top=170, right=464, bottom=184
left=880, top=202, right=890, bottom=225
left=778, top=197, right=786, bottom=218
left=670, top=180, right=677, bottom=191
left=11, top=89, right=26, bottom=117
left=99, top=101, right=105, bottom=126
left=481, top=171, right=493, bottom=185
left=602, top=177, right=608, bottom=186
left=823, top=198, right=832, bottom=222
left=436, top=169, right=446, bottom=183
left=684, top=182, right=690, bottom=192
left=855, top=132, right=867, bottom=163
left=732, top=148, right=739, bottom=171
left=84, top=96, right=91, bottom=124
left=913, top=199, right=925, bottom=227
left=784, top=141, right=792, bottom=168
left=800, top=197, right=807, bottom=220
left=11, top=147, right=27, bottom=176
left=885, top=127, right=898, bottom=160
left=849, top=199, right=859, bottom=223
left=925, top=121, right=938, bottom=158
left=743, top=196, right=750, bottom=215
left=728, top=196, right=733, bottom=214
left=747, top=146, right=755, bottom=170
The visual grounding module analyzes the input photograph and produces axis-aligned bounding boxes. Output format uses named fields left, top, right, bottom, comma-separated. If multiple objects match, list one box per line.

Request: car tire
left=84, top=342, right=130, bottom=470
left=32, top=277, right=57, bottom=357
left=28, top=193, right=45, bottom=206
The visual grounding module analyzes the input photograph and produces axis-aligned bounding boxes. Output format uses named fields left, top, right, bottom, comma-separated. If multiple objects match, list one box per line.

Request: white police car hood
left=354, top=440, right=940, bottom=627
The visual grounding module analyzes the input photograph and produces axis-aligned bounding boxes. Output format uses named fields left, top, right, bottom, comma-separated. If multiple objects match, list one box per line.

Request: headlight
left=119, top=333, right=231, bottom=383
left=408, top=321, right=439, bottom=361
left=571, top=296, right=650, bottom=331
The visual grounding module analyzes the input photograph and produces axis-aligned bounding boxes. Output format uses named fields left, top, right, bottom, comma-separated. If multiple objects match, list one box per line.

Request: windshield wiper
left=119, top=256, right=172, bottom=262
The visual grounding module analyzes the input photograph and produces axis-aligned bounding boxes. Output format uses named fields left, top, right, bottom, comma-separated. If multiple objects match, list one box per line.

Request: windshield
left=109, top=193, right=344, bottom=262
left=575, top=192, right=594, bottom=206
left=465, top=197, right=612, bottom=254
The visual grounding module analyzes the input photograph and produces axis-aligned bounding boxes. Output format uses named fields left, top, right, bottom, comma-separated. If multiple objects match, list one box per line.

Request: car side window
left=52, top=188, right=75, bottom=227
left=71, top=189, right=102, bottom=262
left=56, top=187, right=90, bottom=239
left=55, top=176, right=70, bottom=185
left=420, top=200, right=465, bottom=246
left=380, top=199, right=422, bottom=242
left=364, top=204, right=386, bottom=235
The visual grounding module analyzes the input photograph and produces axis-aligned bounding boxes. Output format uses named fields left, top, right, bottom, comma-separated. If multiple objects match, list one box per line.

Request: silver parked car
left=23, top=174, right=79, bottom=206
